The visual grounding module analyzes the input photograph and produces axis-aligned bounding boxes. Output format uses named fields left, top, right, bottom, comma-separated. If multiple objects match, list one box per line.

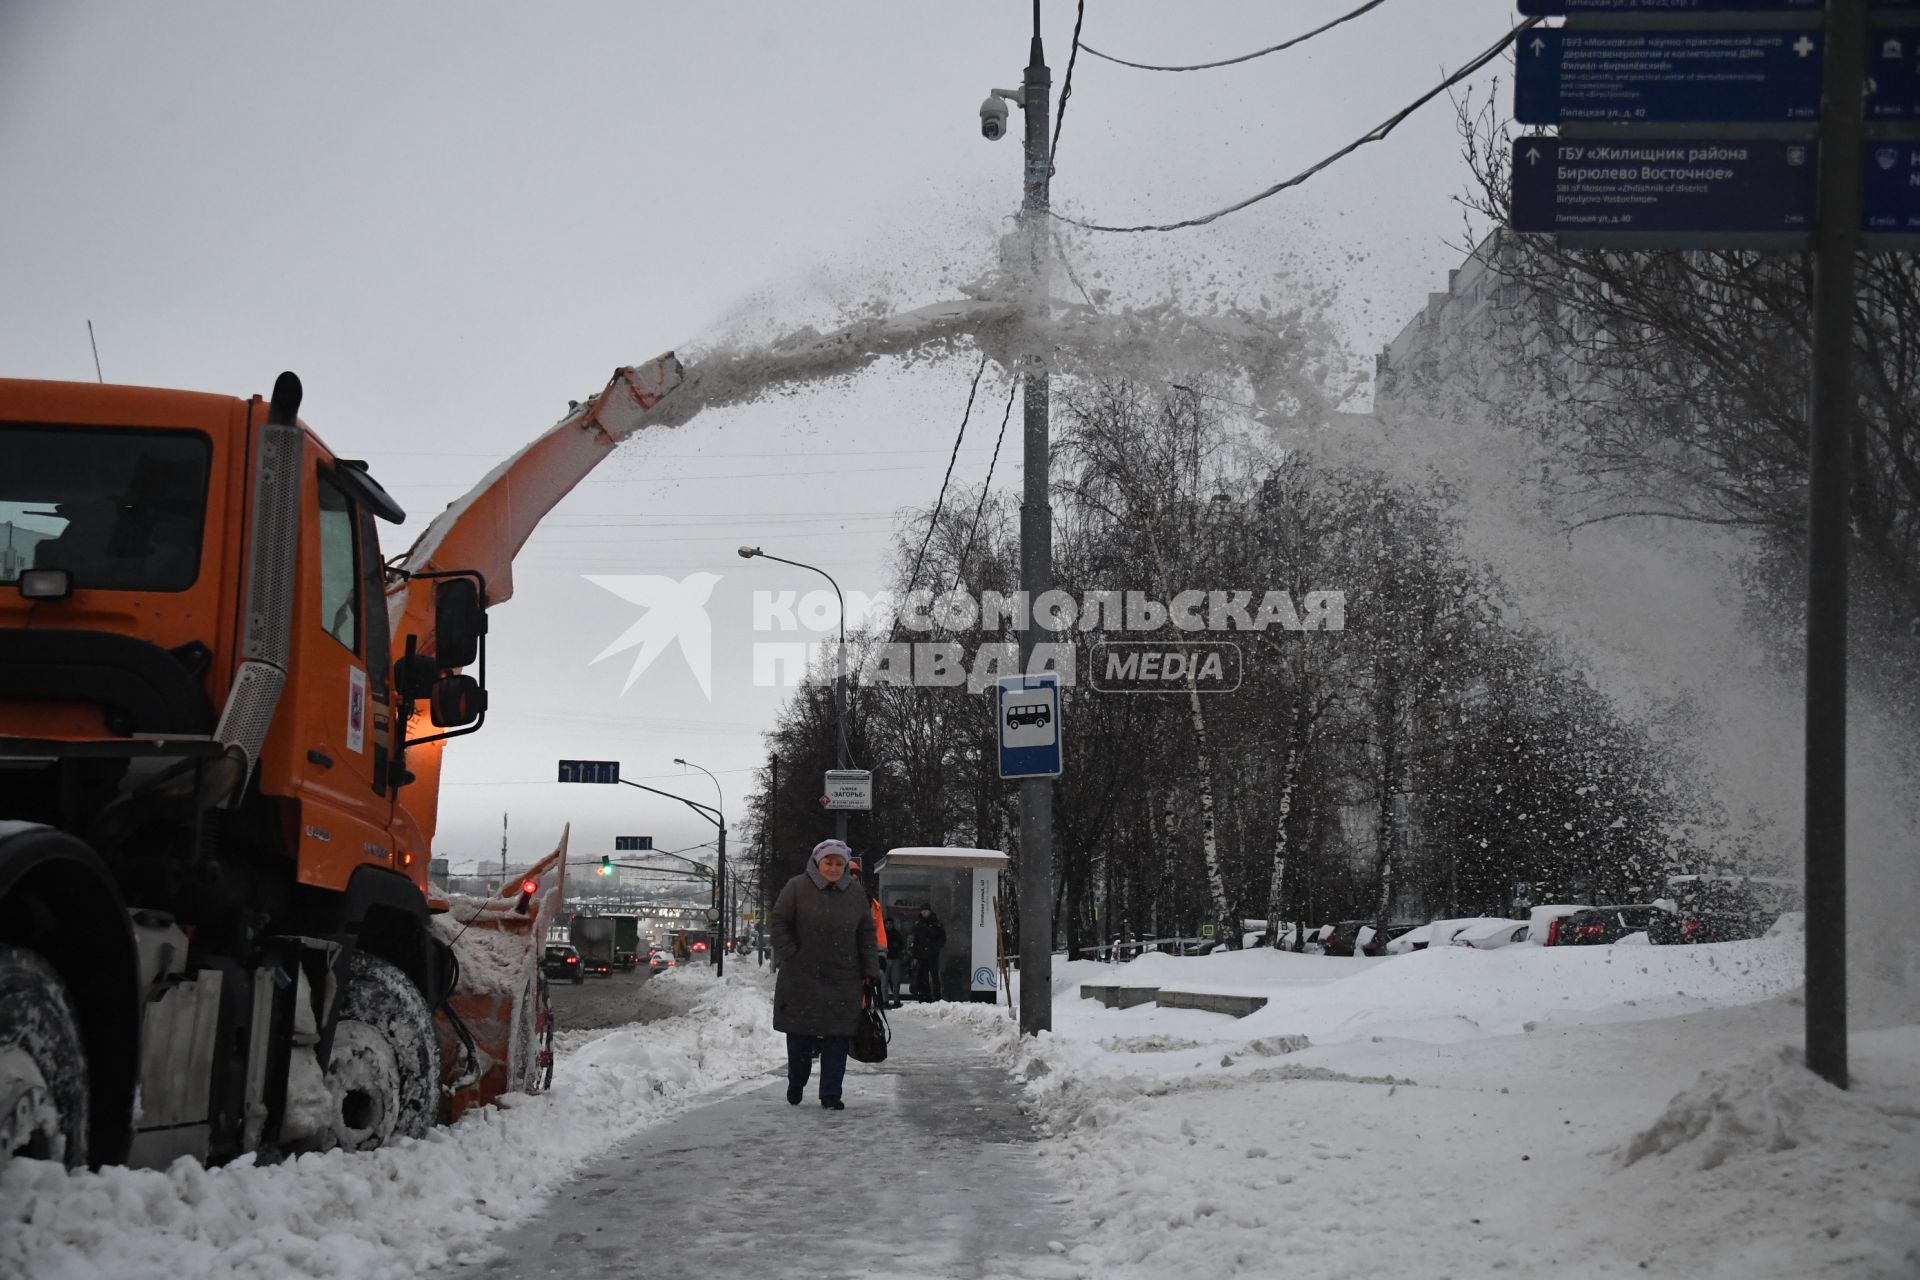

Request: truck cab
left=0, top=375, right=482, bottom=1170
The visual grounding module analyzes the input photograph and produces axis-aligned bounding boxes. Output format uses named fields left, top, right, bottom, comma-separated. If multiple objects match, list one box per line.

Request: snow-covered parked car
left=1385, top=917, right=1513, bottom=954
left=1527, top=903, right=1594, bottom=947
left=1450, top=918, right=1532, bottom=949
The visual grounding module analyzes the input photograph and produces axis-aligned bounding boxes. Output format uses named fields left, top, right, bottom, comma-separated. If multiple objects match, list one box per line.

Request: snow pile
left=1622, top=1042, right=1920, bottom=1173
left=2, top=968, right=781, bottom=1280
left=1622, top=1044, right=1844, bottom=1171
left=977, top=944, right=1920, bottom=1278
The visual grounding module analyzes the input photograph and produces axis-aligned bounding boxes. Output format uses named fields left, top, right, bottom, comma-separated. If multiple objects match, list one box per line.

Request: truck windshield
left=0, top=424, right=211, bottom=591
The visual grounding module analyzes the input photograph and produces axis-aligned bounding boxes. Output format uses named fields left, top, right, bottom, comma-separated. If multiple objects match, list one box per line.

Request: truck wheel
left=328, top=951, right=440, bottom=1149
left=0, top=945, right=90, bottom=1169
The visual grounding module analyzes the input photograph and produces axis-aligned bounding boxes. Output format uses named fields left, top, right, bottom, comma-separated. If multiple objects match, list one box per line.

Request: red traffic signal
left=521, top=878, right=540, bottom=896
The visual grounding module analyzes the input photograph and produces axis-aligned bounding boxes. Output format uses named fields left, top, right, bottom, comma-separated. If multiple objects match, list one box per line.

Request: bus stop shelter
left=871, top=847, right=1008, bottom=1002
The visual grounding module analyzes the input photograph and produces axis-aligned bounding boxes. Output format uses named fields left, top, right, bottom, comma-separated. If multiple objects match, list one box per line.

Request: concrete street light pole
left=1015, top=2, right=1054, bottom=1037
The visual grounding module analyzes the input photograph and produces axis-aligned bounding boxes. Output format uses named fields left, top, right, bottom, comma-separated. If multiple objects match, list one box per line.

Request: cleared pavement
left=440, top=1015, right=1085, bottom=1280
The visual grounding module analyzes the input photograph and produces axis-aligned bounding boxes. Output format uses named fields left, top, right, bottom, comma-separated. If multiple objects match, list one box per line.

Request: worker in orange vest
left=847, top=856, right=891, bottom=1007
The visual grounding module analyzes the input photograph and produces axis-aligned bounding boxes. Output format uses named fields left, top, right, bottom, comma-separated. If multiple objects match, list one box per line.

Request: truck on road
left=569, top=916, right=617, bottom=977
left=609, top=915, right=642, bottom=972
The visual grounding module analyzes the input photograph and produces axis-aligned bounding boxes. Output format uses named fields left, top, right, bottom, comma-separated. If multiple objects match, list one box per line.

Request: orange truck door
left=286, top=463, right=394, bottom=887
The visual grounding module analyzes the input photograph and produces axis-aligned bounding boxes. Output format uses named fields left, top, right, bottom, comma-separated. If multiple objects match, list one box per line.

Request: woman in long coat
left=770, top=838, right=881, bottom=1109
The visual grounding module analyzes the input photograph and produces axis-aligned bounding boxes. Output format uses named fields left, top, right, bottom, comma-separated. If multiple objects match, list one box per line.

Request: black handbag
left=850, top=996, right=890, bottom=1064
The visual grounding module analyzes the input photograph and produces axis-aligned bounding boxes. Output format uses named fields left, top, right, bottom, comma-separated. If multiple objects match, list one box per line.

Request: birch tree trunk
left=1186, top=664, right=1235, bottom=948
left=1265, top=731, right=1304, bottom=949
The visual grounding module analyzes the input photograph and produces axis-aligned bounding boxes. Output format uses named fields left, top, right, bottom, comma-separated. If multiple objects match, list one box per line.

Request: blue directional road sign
left=997, top=673, right=1062, bottom=780
left=1870, top=31, right=1920, bottom=123
left=557, top=759, right=620, bottom=784
left=1510, top=137, right=1816, bottom=240
left=614, top=835, right=653, bottom=851
left=1516, top=28, right=1823, bottom=125
left=1865, top=141, right=1920, bottom=236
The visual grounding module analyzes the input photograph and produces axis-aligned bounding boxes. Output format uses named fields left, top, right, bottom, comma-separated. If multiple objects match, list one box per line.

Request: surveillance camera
left=980, top=94, right=1009, bottom=141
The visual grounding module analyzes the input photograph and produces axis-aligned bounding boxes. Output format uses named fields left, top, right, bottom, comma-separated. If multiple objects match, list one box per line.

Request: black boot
left=787, top=1086, right=802, bottom=1105
left=820, top=1097, right=845, bottom=1111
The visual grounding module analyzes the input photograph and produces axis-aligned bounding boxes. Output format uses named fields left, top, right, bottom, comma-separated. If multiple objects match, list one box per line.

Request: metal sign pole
left=1804, top=0, right=1867, bottom=1091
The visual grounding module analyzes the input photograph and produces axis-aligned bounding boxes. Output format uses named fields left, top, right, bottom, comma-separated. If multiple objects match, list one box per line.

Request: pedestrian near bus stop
left=769, top=838, right=882, bottom=1110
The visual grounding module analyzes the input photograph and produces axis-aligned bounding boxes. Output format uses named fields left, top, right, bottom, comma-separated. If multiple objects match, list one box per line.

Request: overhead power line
left=1081, top=0, right=1389, bottom=72
left=1054, top=16, right=1542, bottom=235
left=1049, top=0, right=1087, bottom=165
left=890, top=355, right=992, bottom=644
left=944, top=378, right=1021, bottom=612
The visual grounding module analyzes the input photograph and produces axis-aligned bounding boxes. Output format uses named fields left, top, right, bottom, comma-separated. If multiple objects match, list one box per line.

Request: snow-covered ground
left=11, top=945, right=1919, bottom=1280
left=3, top=967, right=782, bottom=1280
left=931, top=941, right=1920, bottom=1279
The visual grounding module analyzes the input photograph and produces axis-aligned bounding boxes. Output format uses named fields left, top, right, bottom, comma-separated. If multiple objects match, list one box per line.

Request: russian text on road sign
left=1865, top=141, right=1920, bottom=234
left=823, top=769, right=874, bottom=811
left=1515, top=29, right=1823, bottom=126
left=1510, top=137, right=1816, bottom=237
left=997, top=672, right=1063, bottom=780
left=557, top=759, right=620, bottom=784
left=615, top=835, right=653, bottom=851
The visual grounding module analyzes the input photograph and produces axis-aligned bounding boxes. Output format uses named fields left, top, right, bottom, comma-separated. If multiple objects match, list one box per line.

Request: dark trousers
left=786, top=1033, right=848, bottom=1099
left=910, top=953, right=941, bottom=1002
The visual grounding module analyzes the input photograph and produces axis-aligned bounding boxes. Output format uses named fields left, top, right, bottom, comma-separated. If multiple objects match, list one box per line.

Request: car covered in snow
left=1557, top=905, right=1670, bottom=946
left=1649, top=875, right=1796, bottom=944
left=1528, top=904, right=1595, bottom=947
left=1385, top=916, right=1516, bottom=954
left=1449, top=918, right=1532, bottom=949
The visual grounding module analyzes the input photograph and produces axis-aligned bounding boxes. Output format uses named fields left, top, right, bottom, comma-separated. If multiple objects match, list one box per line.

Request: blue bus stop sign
left=997, top=673, right=1062, bottom=780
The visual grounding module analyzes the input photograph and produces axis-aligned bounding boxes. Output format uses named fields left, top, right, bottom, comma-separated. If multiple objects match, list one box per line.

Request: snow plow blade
left=432, top=826, right=568, bottom=1122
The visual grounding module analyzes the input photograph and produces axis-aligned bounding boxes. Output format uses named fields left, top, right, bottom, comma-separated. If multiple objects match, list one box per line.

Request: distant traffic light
left=598, top=856, right=613, bottom=877
left=515, top=877, right=539, bottom=914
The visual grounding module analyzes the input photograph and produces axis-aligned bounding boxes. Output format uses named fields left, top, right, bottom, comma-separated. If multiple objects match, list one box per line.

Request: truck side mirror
left=434, top=577, right=486, bottom=668
left=429, top=674, right=486, bottom=728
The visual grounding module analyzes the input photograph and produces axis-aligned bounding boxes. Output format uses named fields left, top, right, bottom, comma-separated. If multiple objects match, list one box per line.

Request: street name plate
left=1510, top=137, right=1816, bottom=240
left=1516, top=29, right=1823, bottom=125
left=822, top=769, right=873, bottom=811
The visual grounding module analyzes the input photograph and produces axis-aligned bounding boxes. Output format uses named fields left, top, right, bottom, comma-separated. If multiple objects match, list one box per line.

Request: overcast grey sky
left=1, top=0, right=1518, bottom=869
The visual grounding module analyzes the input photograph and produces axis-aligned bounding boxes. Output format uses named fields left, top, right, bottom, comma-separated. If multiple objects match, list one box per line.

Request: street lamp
left=738, top=545, right=853, bottom=842
left=613, top=772, right=728, bottom=978
left=674, top=757, right=728, bottom=974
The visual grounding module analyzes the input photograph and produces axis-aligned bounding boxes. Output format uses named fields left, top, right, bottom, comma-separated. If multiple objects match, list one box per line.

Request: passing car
left=542, top=945, right=584, bottom=984
left=1559, top=905, right=1670, bottom=946
left=648, top=949, right=672, bottom=974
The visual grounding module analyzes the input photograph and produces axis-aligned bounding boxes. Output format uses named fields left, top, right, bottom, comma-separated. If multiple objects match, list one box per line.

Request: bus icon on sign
left=1005, top=702, right=1052, bottom=730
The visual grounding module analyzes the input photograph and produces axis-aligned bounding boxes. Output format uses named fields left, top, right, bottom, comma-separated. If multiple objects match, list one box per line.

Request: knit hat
left=806, top=839, right=854, bottom=890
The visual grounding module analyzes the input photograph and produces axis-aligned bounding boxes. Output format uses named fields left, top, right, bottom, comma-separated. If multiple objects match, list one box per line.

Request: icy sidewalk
left=436, top=1015, right=1086, bottom=1280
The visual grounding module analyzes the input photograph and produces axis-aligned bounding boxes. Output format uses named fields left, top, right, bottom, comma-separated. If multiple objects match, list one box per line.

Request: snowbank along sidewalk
left=956, top=940, right=1920, bottom=1279
left=3, top=967, right=782, bottom=1280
